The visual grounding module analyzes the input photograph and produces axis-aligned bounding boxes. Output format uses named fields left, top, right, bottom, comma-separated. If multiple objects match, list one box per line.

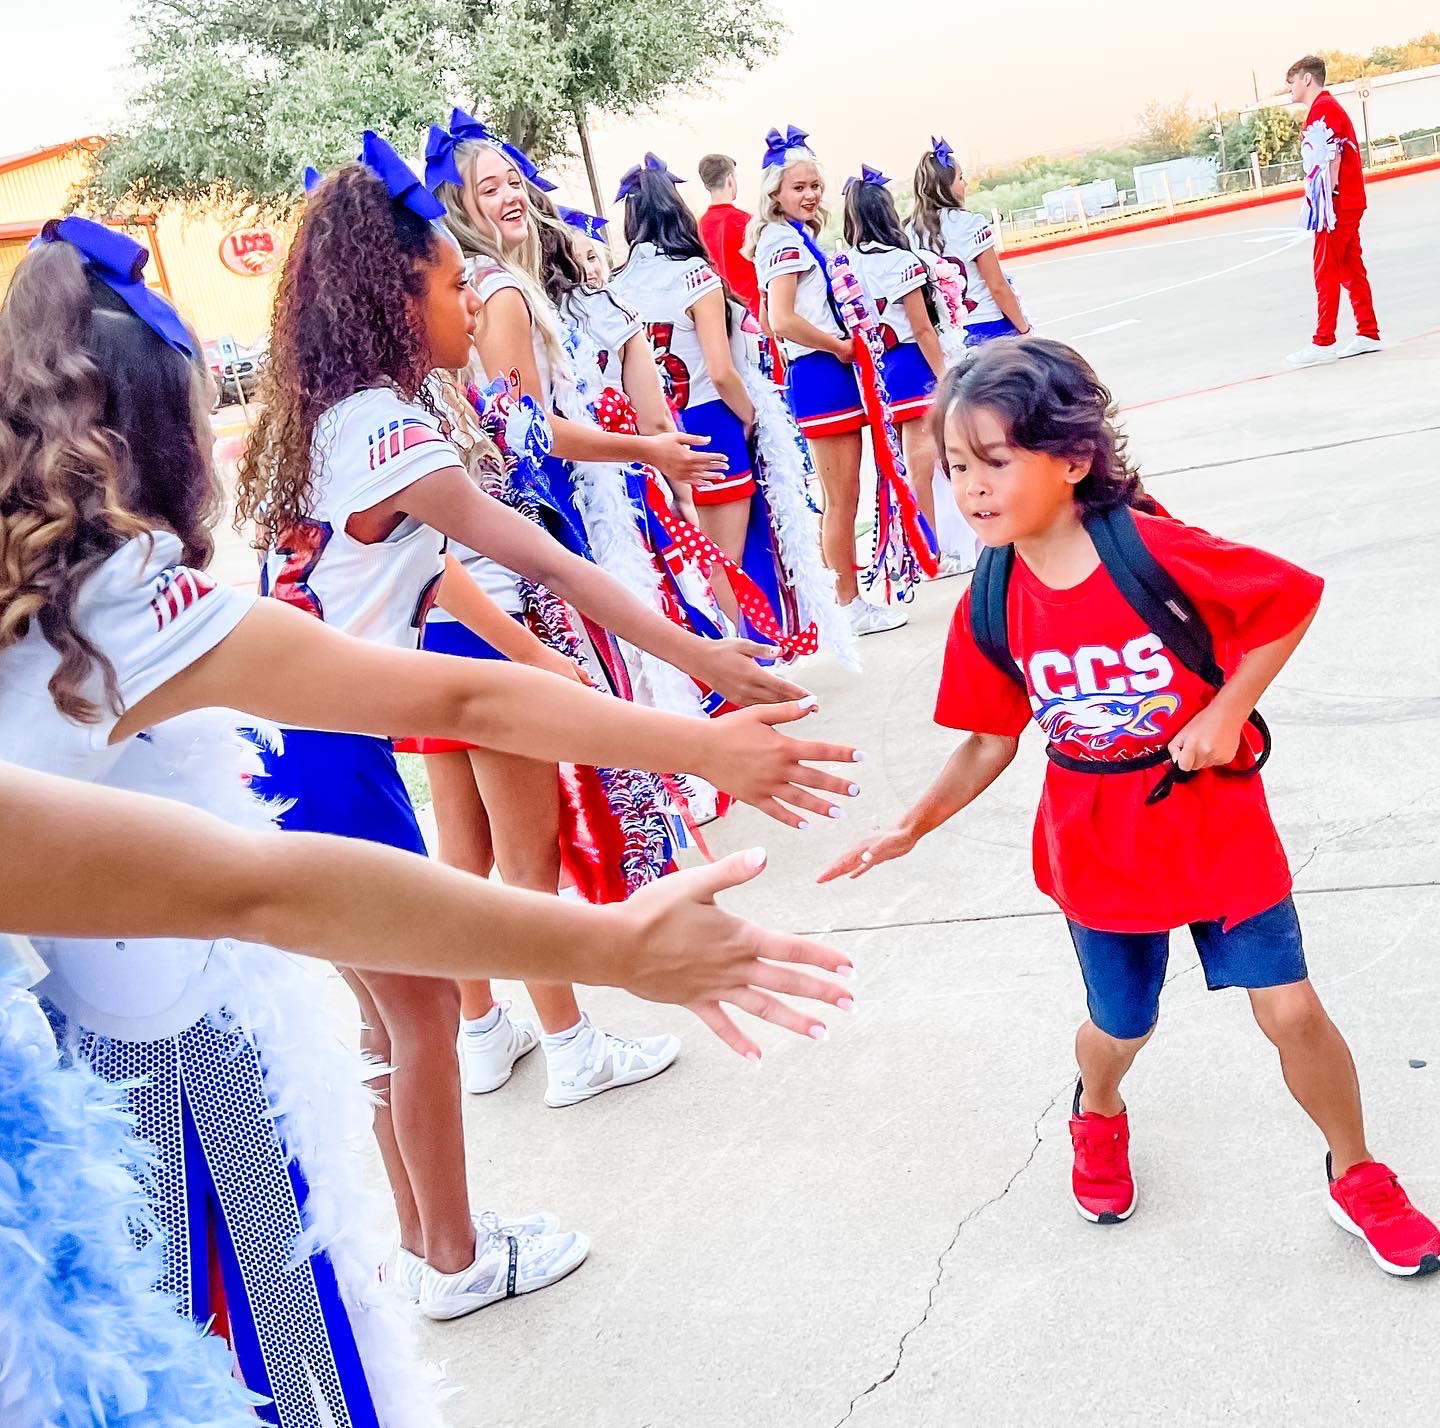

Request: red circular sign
left=219, top=227, right=283, bottom=276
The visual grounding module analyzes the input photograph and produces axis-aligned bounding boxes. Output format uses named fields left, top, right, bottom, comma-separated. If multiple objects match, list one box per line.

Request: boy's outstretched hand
left=817, top=827, right=917, bottom=883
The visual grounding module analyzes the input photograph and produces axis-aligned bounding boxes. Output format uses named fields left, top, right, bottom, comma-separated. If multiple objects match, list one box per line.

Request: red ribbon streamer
left=849, top=336, right=939, bottom=581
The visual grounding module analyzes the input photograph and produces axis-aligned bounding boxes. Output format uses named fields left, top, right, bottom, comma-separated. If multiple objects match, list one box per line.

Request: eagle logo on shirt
left=1035, top=692, right=1180, bottom=752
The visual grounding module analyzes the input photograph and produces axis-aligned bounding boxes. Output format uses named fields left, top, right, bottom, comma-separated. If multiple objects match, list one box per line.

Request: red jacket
left=1306, top=91, right=1366, bottom=213
left=698, top=203, right=761, bottom=316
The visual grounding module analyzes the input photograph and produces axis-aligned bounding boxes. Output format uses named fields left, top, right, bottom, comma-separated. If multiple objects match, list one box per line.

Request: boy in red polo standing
left=1285, top=54, right=1382, bottom=366
left=698, top=154, right=762, bottom=318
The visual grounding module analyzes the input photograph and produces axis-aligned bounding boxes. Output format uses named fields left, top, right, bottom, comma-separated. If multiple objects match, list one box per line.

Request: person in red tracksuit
left=1284, top=54, right=1382, bottom=365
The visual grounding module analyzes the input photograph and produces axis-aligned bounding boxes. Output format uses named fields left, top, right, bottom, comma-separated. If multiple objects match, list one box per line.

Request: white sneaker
left=380, top=1208, right=565, bottom=1303
left=1338, top=334, right=1382, bottom=359
left=845, top=599, right=908, bottom=636
left=1285, top=342, right=1340, bottom=366
left=543, top=1014, right=681, bottom=1108
left=926, top=554, right=973, bottom=581
left=459, top=1004, right=539, bottom=1094
left=418, top=1213, right=590, bottom=1321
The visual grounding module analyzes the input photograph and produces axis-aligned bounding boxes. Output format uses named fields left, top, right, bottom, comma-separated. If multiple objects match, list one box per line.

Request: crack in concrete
left=831, top=1079, right=1072, bottom=1427
left=1289, top=783, right=1440, bottom=882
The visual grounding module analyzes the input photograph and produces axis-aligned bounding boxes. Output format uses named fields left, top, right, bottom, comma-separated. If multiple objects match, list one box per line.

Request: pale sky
left=4, top=0, right=1436, bottom=210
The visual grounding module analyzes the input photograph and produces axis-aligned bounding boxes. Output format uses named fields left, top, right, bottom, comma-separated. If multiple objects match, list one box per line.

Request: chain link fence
left=991, top=129, right=1438, bottom=248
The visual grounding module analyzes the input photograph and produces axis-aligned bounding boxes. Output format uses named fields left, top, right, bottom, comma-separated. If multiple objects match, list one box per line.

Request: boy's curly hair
left=235, top=164, right=443, bottom=542
left=930, top=336, right=1154, bottom=514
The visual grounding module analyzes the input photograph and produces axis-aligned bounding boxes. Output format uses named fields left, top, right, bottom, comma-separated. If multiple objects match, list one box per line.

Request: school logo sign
left=219, top=227, right=284, bottom=276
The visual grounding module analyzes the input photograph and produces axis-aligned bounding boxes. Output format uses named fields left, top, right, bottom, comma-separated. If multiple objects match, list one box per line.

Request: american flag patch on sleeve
left=149, top=568, right=217, bottom=631
left=771, top=247, right=802, bottom=268
left=368, top=418, right=442, bottom=469
left=686, top=264, right=717, bottom=291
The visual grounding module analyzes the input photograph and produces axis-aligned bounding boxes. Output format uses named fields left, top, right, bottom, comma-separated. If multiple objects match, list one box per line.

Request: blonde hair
left=909, top=151, right=963, bottom=254
left=427, top=371, right=504, bottom=493
left=742, top=147, right=828, bottom=260
left=432, top=142, right=567, bottom=377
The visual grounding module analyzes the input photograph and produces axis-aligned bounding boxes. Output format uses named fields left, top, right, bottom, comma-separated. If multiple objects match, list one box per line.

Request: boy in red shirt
left=698, top=153, right=762, bottom=317
left=1285, top=54, right=1382, bottom=365
left=821, top=338, right=1439, bottom=1278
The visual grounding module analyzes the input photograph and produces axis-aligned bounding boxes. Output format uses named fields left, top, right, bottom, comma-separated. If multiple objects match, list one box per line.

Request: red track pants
left=1312, top=209, right=1379, bottom=347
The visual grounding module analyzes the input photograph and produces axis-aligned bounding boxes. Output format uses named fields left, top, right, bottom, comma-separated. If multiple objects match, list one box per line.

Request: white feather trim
left=87, top=712, right=448, bottom=1428
left=741, top=367, right=859, bottom=670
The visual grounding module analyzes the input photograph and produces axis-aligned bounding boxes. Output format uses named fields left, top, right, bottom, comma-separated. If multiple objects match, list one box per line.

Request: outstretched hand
left=613, top=847, right=854, bottom=1060
left=697, top=699, right=862, bottom=829
left=817, top=826, right=917, bottom=883
left=697, top=637, right=809, bottom=706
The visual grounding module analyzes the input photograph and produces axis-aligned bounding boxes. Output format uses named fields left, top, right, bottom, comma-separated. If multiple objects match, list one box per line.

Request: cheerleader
left=2, top=213, right=857, bottom=1388
left=841, top=165, right=970, bottom=579
left=237, top=138, right=854, bottom=1320
left=909, top=136, right=1032, bottom=346
left=610, top=154, right=757, bottom=625
left=557, top=204, right=612, bottom=289
left=745, top=126, right=906, bottom=636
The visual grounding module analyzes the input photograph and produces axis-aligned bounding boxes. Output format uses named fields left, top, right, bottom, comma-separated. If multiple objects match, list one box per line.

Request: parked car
left=1370, top=134, right=1405, bottom=165
left=203, top=337, right=267, bottom=405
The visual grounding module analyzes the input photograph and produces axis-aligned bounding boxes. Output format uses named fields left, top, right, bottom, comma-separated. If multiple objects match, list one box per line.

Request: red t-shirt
left=698, top=203, right=761, bottom=316
left=933, top=512, right=1324, bottom=933
left=1306, top=91, right=1366, bottom=213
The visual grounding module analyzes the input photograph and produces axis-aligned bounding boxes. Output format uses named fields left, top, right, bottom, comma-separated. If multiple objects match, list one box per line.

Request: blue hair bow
left=359, top=130, right=445, bottom=221
left=557, top=205, right=609, bottom=242
left=844, top=164, right=890, bottom=192
left=931, top=135, right=956, bottom=171
left=301, top=165, right=322, bottom=193
left=32, top=216, right=195, bottom=360
left=614, top=153, right=684, bottom=202
left=424, top=108, right=557, bottom=194
left=762, top=125, right=812, bottom=170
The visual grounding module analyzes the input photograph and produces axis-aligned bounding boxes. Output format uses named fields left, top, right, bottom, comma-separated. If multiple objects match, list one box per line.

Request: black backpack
left=969, top=503, right=1271, bottom=804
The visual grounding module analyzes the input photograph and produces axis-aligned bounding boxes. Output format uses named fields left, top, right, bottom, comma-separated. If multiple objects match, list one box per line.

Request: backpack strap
left=1083, top=504, right=1271, bottom=797
left=968, top=543, right=1025, bottom=687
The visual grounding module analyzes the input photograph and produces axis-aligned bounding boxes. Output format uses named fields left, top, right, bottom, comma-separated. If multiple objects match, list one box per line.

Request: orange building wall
left=0, top=140, right=288, bottom=345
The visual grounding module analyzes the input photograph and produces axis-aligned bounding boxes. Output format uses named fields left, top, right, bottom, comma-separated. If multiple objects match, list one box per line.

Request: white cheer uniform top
left=562, top=286, right=643, bottom=387
left=612, top=243, right=747, bottom=411
left=847, top=244, right=930, bottom=348
left=261, top=386, right=458, bottom=640
left=910, top=208, right=1006, bottom=326
left=754, top=221, right=843, bottom=361
left=0, top=534, right=255, bottom=1039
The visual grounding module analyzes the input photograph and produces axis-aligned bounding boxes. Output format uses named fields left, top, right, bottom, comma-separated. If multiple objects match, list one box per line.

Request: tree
left=85, top=0, right=779, bottom=219
left=1248, top=108, right=1301, bottom=167
left=1317, top=49, right=1368, bottom=84
left=460, top=0, right=778, bottom=213
left=1134, top=99, right=1207, bottom=163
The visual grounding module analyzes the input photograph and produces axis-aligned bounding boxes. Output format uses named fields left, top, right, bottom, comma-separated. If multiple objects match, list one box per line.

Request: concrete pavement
left=407, top=172, right=1440, bottom=1426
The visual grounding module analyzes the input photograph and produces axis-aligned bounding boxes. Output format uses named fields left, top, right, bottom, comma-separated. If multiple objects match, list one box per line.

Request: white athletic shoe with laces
left=543, top=1013, right=681, bottom=1108
left=380, top=1208, right=564, bottom=1302
left=417, top=1212, right=590, bottom=1321
left=458, top=1004, right=539, bottom=1094
left=1338, top=334, right=1382, bottom=358
left=1285, top=342, right=1340, bottom=366
left=926, top=553, right=973, bottom=581
left=845, top=598, right=908, bottom=636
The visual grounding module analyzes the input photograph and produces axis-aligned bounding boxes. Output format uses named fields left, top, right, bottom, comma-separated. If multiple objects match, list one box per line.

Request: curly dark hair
left=0, top=242, right=214, bottom=722
left=235, top=164, right=443, bottom=541
left=929, top=336, right=1154, bottom=514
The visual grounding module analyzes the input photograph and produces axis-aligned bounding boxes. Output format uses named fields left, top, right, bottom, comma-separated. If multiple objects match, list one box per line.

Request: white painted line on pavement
left=1043, top=234, right=1306, bottom=325
left=1072, top=319, right=1142, bottom=339
left=1244, top=233, right=1299, bottom=243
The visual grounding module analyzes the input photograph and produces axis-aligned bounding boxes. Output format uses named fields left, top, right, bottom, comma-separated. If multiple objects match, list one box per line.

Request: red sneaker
left=1327, top=1155, right=1440, bottom=1277
left=1069, top=1082, right=1137, bottom=1224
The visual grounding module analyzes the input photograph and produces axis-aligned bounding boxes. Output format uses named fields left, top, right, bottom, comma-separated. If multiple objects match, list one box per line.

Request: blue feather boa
left=0, top=973, right=261, bottom=1427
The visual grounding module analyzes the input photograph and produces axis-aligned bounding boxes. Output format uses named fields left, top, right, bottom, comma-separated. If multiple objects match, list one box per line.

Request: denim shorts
left=1066, top=896, right=1308, bottom=1041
